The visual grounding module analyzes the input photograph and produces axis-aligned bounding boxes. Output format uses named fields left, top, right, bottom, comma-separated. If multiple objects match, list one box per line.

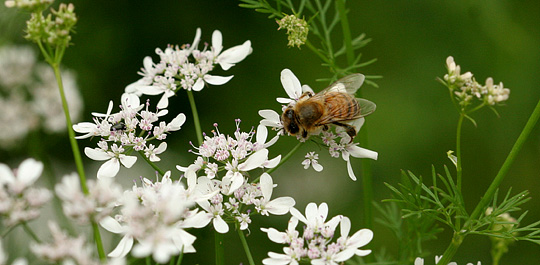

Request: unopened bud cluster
left=277, top=14, right=309, bottom=48
left=443, top=56, right=510, bottom=109
left=9, top=1, right=77, bottom=48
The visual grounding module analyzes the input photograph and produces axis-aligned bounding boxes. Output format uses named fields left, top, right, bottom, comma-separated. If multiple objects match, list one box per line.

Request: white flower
left=84, top=143, right=137, bottom=178
left=415, top=256, right=481, bottom=265
left=263, top=248, right=300, bottom=265
left=212, top=30, right=253, bottom=71
left=302, top=152, right=323, bottom=172
left=256, top=173, right=295, bottom=216
left=144, top=142, right=167, bottom=162
left=0, top=158, right=43, bottom=193
left=259, top=109, right=284, bottom=133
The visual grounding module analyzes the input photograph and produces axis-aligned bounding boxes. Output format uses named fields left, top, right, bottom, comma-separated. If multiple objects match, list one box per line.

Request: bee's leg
left=301, top=129, right=309, bottom=138
left=332, top=122, right=357, bottom=143
left=322, top=124, right=329, bottom=131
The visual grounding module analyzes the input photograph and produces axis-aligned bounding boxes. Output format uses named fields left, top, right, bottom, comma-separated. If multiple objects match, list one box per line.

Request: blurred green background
left=2, top=0, right=540, bottom=264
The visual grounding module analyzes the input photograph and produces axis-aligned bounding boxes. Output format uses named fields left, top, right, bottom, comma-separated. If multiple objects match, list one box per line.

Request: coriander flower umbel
left=0, top=158, right=51, bottom=227
left=74, top=93, right=186, bottom=178
left=100, top=171, right=212, bottom=263
left=262, top=202, right=373, bottom=265
left=126, top=28, right=252, bottom=108
left=193, top=173, right=295, bottom=234
left=178, top=120, right=280, bottom=194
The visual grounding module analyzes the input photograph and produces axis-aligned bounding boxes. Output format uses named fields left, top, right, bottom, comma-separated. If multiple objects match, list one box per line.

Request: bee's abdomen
left=325, top=92, right=359, bottom=120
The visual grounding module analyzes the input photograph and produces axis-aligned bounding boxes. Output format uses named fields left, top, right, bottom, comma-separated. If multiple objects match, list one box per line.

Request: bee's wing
left=322, top=73, right=365, bottom=95
left=356, top=98, right=376, bottom=117
left=314, top=97, right=376, bottom=126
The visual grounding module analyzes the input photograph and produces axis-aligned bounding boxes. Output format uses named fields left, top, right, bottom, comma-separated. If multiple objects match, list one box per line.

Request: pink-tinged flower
left=302, top=152, right=323, bottom=172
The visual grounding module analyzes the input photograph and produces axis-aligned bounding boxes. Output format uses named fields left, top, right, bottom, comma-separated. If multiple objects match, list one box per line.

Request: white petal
left=415, top=258, right=425, bottom=265
left=157, top=94, right=169, bottom=109
left=0, top=164, right=15, bottom=186
left=119, top=155, right=137, bottom=168
left=191, top=28, right=202, bottom=50
left=100, top=216, right=124, bottom=233
left=349, top=145, right=378, bottom=160
left=355, top=249, right=372, bottom=256
left=267, top=197, right=296, bottom=215
left=280, top=69, right=302, bottom=100
left=108, top=235, right=134, bottom=258
left=334, top=248, right=356, bottom=262
left=318, top=203, right=329, bottom=221
left=261, top=227, right=287, bottom=244
left=289, top=207, right=307, bottom=224
left=276, top=97, right=293, bottom=104
left=213, top=216, right=229, bottom=233
left=347, top=160, right=357, bottom=181
left=182, top=211, right=212, bottom=228
left=256, top=124, right=268, bottom=145
left=238, top=149, right=269, bottom=171
left=18, top=158, right=43, bottom=186
left=217, top=40, right=252, bottom=71
left=121, top=93, right=141, bottom=108
left=192, top=78, right=205, bottom=91
left=85, top=148, right=111, bottom=161
left=264, top=155, right=281, bottom=168
left=212, top=30, right=223, bottom=55
left=340, top=216, right=351, bottom=238
left=154, top=142, right=167, bottom=155
left=260, top=173, right=273, bottom=200
left=227, top=172, right=244, bottom=194
left=92, top=101, right=114, bottom=117
left=172, top=229, right=197, bottom=253
left=97, top=159, right=120, bottom=179
left=204, top=74, right=234, bottom=85
left=312, top=162, right=323, bottom=172
left=348, top=229, right=374, bottom=248
left=136, top=85, right=165, bottom=96
left=168, top=113, right=186, bottom=131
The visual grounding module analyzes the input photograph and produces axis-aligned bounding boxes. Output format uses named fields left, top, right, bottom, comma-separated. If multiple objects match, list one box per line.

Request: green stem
left=467, top=98, right=540, bottom=225
left=22, top=222, right=41, bottom=243
left=186, top=90, right=203, bottom=146
left=52, top=64, right=88, bottom=194
left=237, top=223, right=256, bottom=265
left=1, top=225, right=16, bottom=238
left=264, top=141, right=304, bottom=176
left=175, top=249, right=184, bottom=265
left=437, top=232, right=465, bottom=265
left=336, top=0, right=354, bottom=65
left=214, top=231, right=225, bottom=265
left=456, top=113, right=464, bottom=193
left=138, top=150, right=166, bottom=176
left=51, top=63, right=106, bottom=261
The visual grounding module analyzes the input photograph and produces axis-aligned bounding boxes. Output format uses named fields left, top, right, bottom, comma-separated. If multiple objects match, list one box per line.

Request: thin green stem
left=138, top=150, right=166, bottom=176
left=52, top=63, right=105, bottom=261
left=237, top=223, right=256, bottom=265
left=467, top=98, right=540, bottom=225
left=175, top=249, right=184, bottom=265
left=22, top=222, right=41, bottom=243
left=214, top=231, right=225, bottom=265
left=146, top=256, right=151, bottom=265
left=1, top=225, right=16, bottom=238
left=336, top=0, right=354, bottom=65
left=456, top=113, right=464, bottom=193
left=264, top=141, right=304, bottom=176
left=52, top=65, right=88, bottom=194
left=186, top=90, right=203, bottom=146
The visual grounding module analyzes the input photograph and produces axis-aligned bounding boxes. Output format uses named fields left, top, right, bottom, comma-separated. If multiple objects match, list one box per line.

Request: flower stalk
left=237, top=223, right=256, bottom=265
left=187, top=89, right=204, bottom=146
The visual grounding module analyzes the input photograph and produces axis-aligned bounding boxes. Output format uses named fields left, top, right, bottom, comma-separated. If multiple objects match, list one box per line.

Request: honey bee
left=281, top=73, right=376, bottom=142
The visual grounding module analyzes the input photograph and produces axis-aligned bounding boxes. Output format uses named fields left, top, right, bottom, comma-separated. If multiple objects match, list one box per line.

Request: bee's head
left=282, top=108, right=299, bottom=135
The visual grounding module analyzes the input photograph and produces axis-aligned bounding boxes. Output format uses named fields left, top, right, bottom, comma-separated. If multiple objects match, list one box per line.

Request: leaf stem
left=237, top=223, right=256, bottom=265
left=22, top=222, right=41, bottom=243
left=456, top=113, right=464, bottom=193
left=437, top=232, right=465, bottom=265
left=138, top=150, right=166, bottom=176
left=265, top=141, right=304, bottom=175
left=186, top=90, right=203, bottom=146
left=214, top=231, right=225, bottom=265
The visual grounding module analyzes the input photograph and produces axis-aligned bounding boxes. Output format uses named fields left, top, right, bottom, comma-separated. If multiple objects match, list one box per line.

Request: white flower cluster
left=178, top=121, right=294, bottom=233
left=259, top=69, right=378, bottom=181
left=31, top=222, right=125, bottom=265
left=100, top=172, right=210, bottom=263
left=262, top=202, right=373, bottom=265
left=73, top=93, right=186, bottom=178
left=4, top=0, right=53, bottom=12
left=55, top=173, right=123, bottom=224
left=194, top=173, right=295, bottom=233
left=415, top=256, right=481, bottom=265
left=179, top=120, right=279, bottom=194
left=0, top=159, right=51, bottom=227
left=443, top=56, right=510, bottom=108
left=0, top=45, right=82, bottom=149
left=126, top=28, right=252, bottom=109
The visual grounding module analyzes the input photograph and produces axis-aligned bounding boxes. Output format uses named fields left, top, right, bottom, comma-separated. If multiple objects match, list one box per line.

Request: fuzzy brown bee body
left=281, top=74, right=375, bottom=141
